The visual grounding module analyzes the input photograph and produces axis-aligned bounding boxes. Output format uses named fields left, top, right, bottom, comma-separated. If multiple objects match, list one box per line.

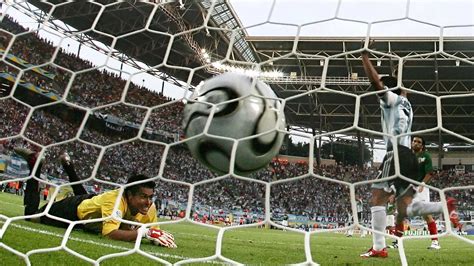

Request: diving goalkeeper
left=18, top=148, right=176, bottom=248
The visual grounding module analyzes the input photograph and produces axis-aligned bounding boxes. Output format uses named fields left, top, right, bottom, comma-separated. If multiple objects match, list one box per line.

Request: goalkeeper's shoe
left=14, top=147, right=40, bottom=167
left=59, top=152, right=72, bottom=166
left=144, top=228, right=177, bottom=248
left=446, top=197, right=461, bottom=229
left=360, top=247, right=388, bottom=258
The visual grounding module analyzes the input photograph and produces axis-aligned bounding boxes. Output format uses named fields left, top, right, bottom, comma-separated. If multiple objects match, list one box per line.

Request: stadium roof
left=248, top=36, right=474, bottom=145
left=23, top=0, right=474, bottom=145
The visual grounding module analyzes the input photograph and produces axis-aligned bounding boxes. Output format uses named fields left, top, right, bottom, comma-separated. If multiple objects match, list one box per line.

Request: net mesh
left=0, top=0, right=473, bottom=265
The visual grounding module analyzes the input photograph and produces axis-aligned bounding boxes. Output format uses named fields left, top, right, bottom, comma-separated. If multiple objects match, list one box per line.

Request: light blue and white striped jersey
left=379, top=89, right=413, bottom=149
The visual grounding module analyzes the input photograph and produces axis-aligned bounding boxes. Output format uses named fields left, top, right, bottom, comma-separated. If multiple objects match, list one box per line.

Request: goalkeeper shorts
left=38, top=194, right=96, bottom=228
left=371, top=145, right=420, bottom=197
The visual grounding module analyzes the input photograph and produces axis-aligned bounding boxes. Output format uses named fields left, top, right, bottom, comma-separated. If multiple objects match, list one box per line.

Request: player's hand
left=367, top=39, right=375, bottom=49
left=361, top=39, right=376, bottom=55
left=417, top=181, right=426, bottom=193
left=144, top=228, right=177, bottom=248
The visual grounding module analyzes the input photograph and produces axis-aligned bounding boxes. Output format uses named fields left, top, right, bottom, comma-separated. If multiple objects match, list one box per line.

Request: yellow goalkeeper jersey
left=76, top=189, right=158, bottom=236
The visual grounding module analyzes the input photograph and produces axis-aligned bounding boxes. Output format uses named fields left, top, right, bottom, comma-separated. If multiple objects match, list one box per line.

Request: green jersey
left=416, top=150, right=433, bottom=181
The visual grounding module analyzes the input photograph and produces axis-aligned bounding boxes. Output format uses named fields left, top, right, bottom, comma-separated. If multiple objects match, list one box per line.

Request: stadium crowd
left=1, top=15, right=472, bottom=227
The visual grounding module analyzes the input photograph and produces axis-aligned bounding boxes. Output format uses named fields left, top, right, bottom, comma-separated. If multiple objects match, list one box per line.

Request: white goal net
left=0, top=0, right=473, bottom=265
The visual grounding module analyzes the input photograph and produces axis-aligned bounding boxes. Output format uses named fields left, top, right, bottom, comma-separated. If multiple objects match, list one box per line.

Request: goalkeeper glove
left=144, top=228, right=177, bottom=248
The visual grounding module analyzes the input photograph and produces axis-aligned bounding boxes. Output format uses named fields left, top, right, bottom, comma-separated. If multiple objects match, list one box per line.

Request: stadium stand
left=1, top=14, right=472, bottom=230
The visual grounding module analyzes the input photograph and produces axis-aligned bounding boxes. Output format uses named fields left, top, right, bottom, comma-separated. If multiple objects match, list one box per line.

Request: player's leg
left=425, top=214, right=440, bottom=249
left=386, top=214, right=395, bottom=235
left=345, top=211, right=354, bottom=237
left=361, top=150, right=397, bottom=258
left=346, top=227, right=354, bottom=237
left=360, top=187, right=391, bottom=258
left=385, top=212, right=399, bottom=249
left=405, top=187, right=461, bottom=229
left=413, top=186, right=440, bottom=249
left=358, top=212, right=367, bottom=237
left=60, top=152, right=88, bottom=196
left=24, top=174, right=41, bottom=217
left=406, top=198, right=459, bottom=228
left=406, top=198, right=439, bottom=215
left=37, top=153, right=96, bottom=228
left=390, top=187, right=416, bottom=249
left=38, top=193, right=94, bottom=228
left=389, top=213, right=407, bottom=249
left=387, top=144, right=421, bottom=250
left=15, top=147, right=42, bottom=219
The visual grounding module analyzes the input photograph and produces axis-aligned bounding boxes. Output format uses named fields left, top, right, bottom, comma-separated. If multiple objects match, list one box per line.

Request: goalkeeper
left=18, top=148, right=176, bottom=248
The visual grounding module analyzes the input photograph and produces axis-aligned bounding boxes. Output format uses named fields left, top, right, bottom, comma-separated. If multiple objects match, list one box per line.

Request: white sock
left=407, top=201, right=443, bottom=217
left=371, top=206, right=387, bottom=250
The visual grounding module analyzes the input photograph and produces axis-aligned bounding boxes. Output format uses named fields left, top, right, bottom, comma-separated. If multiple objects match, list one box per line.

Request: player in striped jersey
left=359, top=42, right=417, bottom=258
left=359, top=43, right=460, bottom=258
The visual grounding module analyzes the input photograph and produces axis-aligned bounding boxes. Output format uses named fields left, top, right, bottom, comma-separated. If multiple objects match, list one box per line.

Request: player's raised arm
left=361, top=43, right=384, bottom=92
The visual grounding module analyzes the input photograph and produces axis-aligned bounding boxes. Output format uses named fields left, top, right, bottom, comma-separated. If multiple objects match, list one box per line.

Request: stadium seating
left=1, top=15, right=472, bottom=227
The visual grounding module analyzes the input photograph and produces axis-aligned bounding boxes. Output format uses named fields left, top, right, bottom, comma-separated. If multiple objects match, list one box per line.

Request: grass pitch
left=1, top=192, right=473, bottom=265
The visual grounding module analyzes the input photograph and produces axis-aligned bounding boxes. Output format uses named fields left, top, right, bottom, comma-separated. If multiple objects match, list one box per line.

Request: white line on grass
left=1, top=222, right=221, bottom=264
left=1, top=201, right=24, bottom=207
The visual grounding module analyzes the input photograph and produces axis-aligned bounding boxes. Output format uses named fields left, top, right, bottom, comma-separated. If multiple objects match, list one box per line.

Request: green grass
left=1, top=192, right=473, bottom=265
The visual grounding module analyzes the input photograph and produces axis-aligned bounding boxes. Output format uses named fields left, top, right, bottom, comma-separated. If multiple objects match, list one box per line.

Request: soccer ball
left=182, top=73, right=286, bottom=175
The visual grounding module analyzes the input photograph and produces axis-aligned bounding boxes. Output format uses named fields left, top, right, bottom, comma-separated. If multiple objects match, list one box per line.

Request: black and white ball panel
left=182, top=73, right=286, bottom=175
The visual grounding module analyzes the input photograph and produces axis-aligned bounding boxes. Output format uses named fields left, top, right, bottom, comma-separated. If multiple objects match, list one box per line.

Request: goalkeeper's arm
left=105, top=228, right=177, bottom=248
left=106, top=229, right=140, bottom=242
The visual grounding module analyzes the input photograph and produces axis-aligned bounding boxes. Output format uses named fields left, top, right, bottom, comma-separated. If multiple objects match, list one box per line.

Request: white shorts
left=386, top=214, right=395, bottom=227
left=413, top=187, right=430, bottom=202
